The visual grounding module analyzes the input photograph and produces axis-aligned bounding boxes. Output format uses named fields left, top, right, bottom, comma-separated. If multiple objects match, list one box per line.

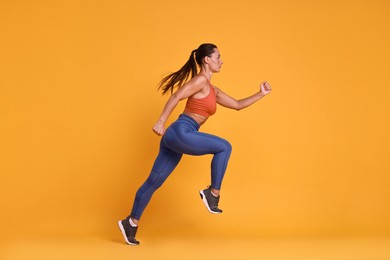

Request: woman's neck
left=199, top=69, right=213, bottom=81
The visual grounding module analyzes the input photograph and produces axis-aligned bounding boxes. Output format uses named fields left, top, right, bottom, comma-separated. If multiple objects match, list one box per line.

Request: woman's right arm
left=152, top=76, right=207, bottom=136
left=152, top=94, right=180, bottom=136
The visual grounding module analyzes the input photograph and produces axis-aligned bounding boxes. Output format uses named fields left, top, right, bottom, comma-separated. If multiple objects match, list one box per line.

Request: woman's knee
left=220, top=139, right=232, bottom=154
left=226, top=140, right=232, bottom=154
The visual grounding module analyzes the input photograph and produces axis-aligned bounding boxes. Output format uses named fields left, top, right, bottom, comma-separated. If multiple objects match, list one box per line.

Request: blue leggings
left=130, top=114, right=232, bottom=220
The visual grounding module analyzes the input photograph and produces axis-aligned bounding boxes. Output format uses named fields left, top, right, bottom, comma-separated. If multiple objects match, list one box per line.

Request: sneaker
left=118, top=217, right=140, bottom=245
left=199, top=187, right=223, bottom=214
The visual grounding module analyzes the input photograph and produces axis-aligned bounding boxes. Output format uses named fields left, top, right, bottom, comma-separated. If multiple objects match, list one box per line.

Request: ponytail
left=158, top=43, right=217, bottom=95
left=158, top=49, right=198, bottom=95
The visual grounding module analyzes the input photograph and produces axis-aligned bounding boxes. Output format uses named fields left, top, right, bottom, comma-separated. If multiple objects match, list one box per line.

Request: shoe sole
left=199, top=190, right=222, bottom=214
left=117, top=220, right=139, bottom=246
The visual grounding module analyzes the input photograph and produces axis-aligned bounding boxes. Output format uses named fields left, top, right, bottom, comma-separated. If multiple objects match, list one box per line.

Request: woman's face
left=207, top=48, right=223, bottom=73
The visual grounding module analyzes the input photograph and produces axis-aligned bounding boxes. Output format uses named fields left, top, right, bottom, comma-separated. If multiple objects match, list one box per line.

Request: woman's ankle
left=211, top=189, right=220, bottom=197
left=129, top=218, right=139, bottom=227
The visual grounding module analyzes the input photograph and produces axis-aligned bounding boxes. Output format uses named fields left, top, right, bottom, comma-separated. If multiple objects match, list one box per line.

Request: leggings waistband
left=177, top=114, right=200, bottom=130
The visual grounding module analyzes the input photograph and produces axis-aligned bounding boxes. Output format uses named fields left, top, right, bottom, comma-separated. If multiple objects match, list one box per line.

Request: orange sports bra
left=184, top=82, right=217, bottom=118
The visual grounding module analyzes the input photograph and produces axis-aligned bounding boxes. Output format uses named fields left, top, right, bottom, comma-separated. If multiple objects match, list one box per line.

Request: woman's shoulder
left=185, top=75, right=209, bottom=92
left=190, top=74, right=208, bottom=84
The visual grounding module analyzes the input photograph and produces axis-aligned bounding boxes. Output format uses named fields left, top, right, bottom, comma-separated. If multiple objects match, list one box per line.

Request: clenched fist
left=260, top=81, right=272, bottom=96
left=153, top=121, right=165, bottom=136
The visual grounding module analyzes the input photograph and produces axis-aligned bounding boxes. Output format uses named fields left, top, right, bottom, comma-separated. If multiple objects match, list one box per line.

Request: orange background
left=1, top=0, right=390, bottom=257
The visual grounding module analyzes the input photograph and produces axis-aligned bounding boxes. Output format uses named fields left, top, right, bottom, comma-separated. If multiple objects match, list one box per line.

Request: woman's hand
left=260, top=81, right=272, bottom=96
left=153, top=121, right=165, bottom=136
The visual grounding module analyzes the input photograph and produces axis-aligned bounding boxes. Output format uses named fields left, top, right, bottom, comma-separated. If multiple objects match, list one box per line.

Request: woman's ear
left=203, top=56, right=210, bottom=65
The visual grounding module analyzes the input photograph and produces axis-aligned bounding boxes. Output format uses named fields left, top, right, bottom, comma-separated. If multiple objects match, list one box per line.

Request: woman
left=118, top=43, right=272, bottom=245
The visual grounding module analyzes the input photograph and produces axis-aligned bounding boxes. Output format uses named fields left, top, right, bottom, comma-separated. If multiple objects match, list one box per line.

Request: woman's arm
left=153, top=76, right=208, bottom=135
left=215, top=81, right=272, bottom=111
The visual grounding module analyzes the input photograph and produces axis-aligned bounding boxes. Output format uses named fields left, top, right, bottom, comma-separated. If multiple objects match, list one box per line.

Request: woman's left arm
left=216, top=81, right=272, bottom=111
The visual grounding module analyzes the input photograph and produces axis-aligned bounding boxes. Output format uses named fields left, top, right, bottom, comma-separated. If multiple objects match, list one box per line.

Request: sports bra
left=184, top=82, right=217, bottom=118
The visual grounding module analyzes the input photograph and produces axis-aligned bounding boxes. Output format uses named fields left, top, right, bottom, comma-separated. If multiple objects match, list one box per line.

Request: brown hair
left=158, top=43, right=217, bottom=95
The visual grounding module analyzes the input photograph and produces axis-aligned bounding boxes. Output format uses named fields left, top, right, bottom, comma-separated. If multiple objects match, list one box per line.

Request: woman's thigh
left=163, top=128, right=231, bottom=156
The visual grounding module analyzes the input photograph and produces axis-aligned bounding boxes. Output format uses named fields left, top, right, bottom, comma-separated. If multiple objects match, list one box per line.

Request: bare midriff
left=183, top=111, right=208, bottom=125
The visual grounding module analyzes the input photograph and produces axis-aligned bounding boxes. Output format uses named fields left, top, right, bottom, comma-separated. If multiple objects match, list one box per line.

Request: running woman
left=118, top=43, right=272, bottom=245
